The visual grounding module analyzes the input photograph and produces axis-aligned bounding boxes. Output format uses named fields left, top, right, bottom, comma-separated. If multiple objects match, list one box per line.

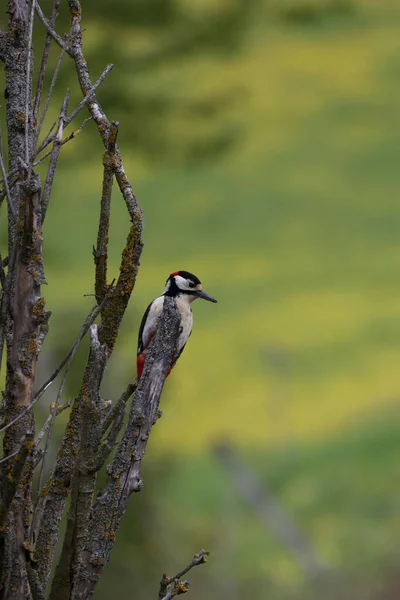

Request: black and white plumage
left=136, top=270, right=217, bottom=379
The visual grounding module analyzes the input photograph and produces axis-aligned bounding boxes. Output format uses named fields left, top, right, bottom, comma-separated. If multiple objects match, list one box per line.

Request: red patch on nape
left=170, top=271, right=180, bottom=276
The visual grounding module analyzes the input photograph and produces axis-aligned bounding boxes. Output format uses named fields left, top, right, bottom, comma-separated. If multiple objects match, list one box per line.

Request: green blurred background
left=2, top=0, right=400, bottom=597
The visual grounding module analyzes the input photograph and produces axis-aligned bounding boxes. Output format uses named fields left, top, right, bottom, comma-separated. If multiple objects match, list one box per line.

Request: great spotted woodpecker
left=137, top=270, right=217, bottom=379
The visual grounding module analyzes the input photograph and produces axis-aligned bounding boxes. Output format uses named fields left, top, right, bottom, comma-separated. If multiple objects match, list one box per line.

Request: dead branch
left=94, top=121, right=118, bottom=304
left=35, top=2, right=68, bottom=51
left=25, top=0, right=36, bottom=169
left=33, top=0, right=61, bottom=124
left=50, top=325, right=109, bottom=600
left=159, top=550, right=209, bottom=600
left=68, top=297, right=181, bottom=600
left=66, top=64, right=114, bottom=127
left=36, top=48, right=66, bottom=143
left=34, top=400, right=72, bottom=448
left=41, top=90, right=69, bottom=220
left=0, top=299, right=106, bottom=436
left=34, top=117, right=92, bottom=168
left=215, top=443, right=332, bottom=582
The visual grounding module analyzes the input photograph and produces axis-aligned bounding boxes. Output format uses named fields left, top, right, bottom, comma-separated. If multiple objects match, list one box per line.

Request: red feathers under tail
left=137, top=352, right=172, bottom=380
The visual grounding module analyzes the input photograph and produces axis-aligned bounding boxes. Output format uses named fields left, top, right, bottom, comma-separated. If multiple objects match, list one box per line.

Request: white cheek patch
left=163, top=279, right=171, bottom=294
left=175, top=275, right=195, bottom=291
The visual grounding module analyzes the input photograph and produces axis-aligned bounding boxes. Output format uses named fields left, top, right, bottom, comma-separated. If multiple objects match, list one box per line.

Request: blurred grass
left=19, top=0, right=400, bottom=453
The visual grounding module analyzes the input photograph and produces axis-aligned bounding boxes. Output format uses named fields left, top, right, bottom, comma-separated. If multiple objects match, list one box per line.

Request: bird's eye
left=188, top=281, right=195, bottom=288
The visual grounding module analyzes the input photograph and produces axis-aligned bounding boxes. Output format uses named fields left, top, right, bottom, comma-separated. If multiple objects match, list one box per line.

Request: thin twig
left=0, top=294, right=112, bottom=436
left=160, top=582, right=189, bottom=600
left=0, top=446, right=22, bottom=466
left=34, top=400, right=72, bottom=448
left=101, top=379, right=137, bottom=436
left=172, top=550, right=210, bottom=581
left=36, top=121, right=57, bottom=157
left=26, top=0, right=36, bottom=169
left=35, top=316, right=83, bottom=495
left=41, top=89, right=69, bottom=220
left=31, top=354, right=75, bottom=536
left=36, top=47, right=66, bottom=143
left=0, top=122, right=17, bottom=221
left=33, top=117, right=92, bottom=168
left=158, top=550, right=209, bottom=600
left=35, top=2, right=67, bottom=51
left=33, top=0, right=61, bottom=124
left=34, top=60, right=112, bottom=159
left=65, top=64, right=114, bottom=127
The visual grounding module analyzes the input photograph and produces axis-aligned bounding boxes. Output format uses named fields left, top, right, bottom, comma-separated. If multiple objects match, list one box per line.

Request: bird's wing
left=137, top=300, right=153, bottom=355
left=137, top=297, right=165, bottom=355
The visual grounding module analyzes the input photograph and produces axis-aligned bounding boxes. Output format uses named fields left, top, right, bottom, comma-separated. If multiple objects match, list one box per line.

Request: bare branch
left=159, top=550, right=209, bottom=600
left=25, top=0, right=36, bottom=169
left=36, top=48, right=66, bottom=143
left=65, top=64, right=114, bottom=127
left=35, top=2, right=68, bottom=51
left=34, top=117, right=92, bottom=168
left=31, top=300, right=99, bottom=540
left=35, top=60, right=112, bottom=160
left=36, top=121, right=57, bottom=156
left=67, top=0, right=142, bottom=215
left=72, top=297, right=181, bottom=598
left=33, top=0, right=61, bottom=123
left=32, top=284, right=114, bottom=589
left=101, top=379, right=137, bottom=436
left=94, top=121, right=118, bottom=303
left=0, top=122, right=17, bottom=221
left=0, top=299, right=104, bottom=436
left=50, top=325, right=109, bottom=599
left=1, top=174, right=43, bottom=471
left=34, top=400, right=72, bottom=448
left=65, top=1, right=143, bottom=352
left=41, top=90, right=69, bottom=220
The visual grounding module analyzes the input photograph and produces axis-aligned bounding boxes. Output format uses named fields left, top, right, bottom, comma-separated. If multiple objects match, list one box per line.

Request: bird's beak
left=196, top=289, right=217, bottom=303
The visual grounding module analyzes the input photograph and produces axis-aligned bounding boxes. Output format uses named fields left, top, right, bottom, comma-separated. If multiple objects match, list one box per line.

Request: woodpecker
left=137, top=270, right=217, bottom=379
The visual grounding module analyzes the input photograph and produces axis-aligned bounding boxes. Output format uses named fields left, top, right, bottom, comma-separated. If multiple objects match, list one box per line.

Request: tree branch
left=41, top=90, right=69, bottom=221
left=34, top=400, right=72, bottom=449
left=50, top=325, right=109, bottom=600
left=36, top=47, right=66, bottom=144
left=25, top=0, right=36, bottom=169
left=65, top=0, right=143, bottom=353
left=158, top=550, right=209, bottom=600
left=34, top=117, right=92, bottom=168
left=35, top=2, right=68, bottom=51
left=94, top=121, right=118, bottom=303
left=70, top=297, right=181, bottom=599
left=33, top=0, right=61, bottom=124
left=65, top=64, right=114, bottom=127
left=0, top=300, right=105, bottom=437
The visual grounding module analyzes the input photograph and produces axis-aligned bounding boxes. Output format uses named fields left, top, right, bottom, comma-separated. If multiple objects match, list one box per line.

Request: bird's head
left=163, top=270, right=217, bottom=304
